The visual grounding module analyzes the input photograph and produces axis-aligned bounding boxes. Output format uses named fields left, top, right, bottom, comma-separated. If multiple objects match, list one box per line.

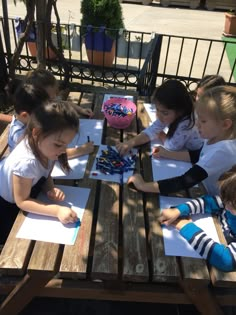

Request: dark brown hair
left=151, top=79, right=194, bottom=138
left=13, top=83, right=49, bottom=115
left=25, top=100, right=80, bottom=172
left=218, top=165, right=236, bottom=208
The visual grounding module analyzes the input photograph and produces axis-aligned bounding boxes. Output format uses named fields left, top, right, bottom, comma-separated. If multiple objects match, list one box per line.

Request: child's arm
left=77, top=107, right=94, bottom=118
left=158, top=195, right=223, bottom=226
left=127, top=164, right=208, bottom=194
left=173, top=220, right=236, bottom=272
left=116, top=132, right=150, bottom=156
left=127, top=173, right=160, bottom=193
left=0, top=113, right=12, bottom=123
left=152, top=146, right=191, bottom=162
left=66, top=141, right=94, bottom=159
left=13, top=175, right=78, bottom=224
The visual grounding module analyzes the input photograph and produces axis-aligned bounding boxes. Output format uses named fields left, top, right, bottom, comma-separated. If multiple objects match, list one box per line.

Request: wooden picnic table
left=0, top=90, right=235, bottom=315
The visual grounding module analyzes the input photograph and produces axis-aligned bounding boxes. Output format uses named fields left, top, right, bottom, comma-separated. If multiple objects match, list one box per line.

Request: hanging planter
left=14, top=17, right=57, bottom=59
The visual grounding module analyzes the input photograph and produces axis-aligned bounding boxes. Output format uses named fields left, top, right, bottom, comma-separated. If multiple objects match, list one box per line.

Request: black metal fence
left=0, top=17, right=235, bottom=98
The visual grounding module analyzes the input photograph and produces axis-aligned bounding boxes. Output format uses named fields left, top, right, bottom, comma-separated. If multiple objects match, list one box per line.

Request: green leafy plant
left=80, top=0, right=125, bottom=39
left=227, top=9, right=236, bottom=15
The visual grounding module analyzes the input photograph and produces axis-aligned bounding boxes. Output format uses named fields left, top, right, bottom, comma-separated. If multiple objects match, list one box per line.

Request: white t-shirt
left=197, top=139, right=236, bottom=195
left=8, top=115, right=26, bottom=152
left=0, top=138, right=53, bottom=203
left=142, top=118, right=203, bottom=151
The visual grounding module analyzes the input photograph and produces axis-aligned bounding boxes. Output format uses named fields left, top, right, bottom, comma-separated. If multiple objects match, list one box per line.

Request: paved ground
left=5, top=0, right=226, bottom=40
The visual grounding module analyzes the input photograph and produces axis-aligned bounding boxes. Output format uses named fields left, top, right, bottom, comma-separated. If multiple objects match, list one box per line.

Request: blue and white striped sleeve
left=180, top=222, right=236, bottom=272
left=176, top=195, right=224, bottom=217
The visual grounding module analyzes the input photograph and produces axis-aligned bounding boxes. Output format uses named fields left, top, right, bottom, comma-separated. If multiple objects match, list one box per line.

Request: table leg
left=179, top=281, right=224, bottom=315
left=0, top=273, right=52, bottom=315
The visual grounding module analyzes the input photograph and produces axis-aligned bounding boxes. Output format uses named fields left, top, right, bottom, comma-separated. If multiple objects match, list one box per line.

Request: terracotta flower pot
left=27, top=42, right=57, bottom=60
left=84, top=27, right=116, bottom=67
left=223, top=12, right=236, bottom=37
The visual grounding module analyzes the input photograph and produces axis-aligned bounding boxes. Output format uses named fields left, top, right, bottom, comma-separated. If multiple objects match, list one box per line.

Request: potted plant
left=223, top=9, right=236, bottom=37
left=81, top=0, right=125, bottom=67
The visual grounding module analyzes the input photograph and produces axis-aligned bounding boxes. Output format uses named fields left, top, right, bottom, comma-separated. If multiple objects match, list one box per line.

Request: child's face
left=195, top=109, right=225, bottom=141
left=37, top=128, right=76, bottom=161
left=224, top=201, right=236, bottom=216
left=155, top=102, right=180, bottom=125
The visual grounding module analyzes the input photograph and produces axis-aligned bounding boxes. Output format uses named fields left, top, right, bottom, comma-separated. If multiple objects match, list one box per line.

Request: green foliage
left=81, top=0, right=124, bottom=38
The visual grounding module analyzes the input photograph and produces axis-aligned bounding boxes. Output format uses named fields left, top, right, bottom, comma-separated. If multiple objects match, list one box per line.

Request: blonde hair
left=195, top=85, right=236, bottom=138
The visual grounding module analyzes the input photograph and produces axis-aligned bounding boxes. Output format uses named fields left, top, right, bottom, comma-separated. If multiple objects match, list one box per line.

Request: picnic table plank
left=59, top=93, right=104, bottom=279
left=0, top=211, right=33, bottom=276
left=91, top=93, right=121, bottom=280
left=59, top=149, right=98, bottom=279
left=122, top=99, right=149, bottom=282
left=137, top=98, right=180, bottom=282
left=27, top=241, right=61, bottom=275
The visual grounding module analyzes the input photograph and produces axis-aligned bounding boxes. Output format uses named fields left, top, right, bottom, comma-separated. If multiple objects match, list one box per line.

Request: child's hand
left=171, top=218, right=192, bottom=230
left=152, top=146, right=160, bottom=158
left=158, top=208, right=181, bottom=226
left=116, top=142, right=132, bottom=156
left=152, top=146, right=169, bottom=159
left=128, top=174, right=160, bottom=193
left=79, top=108, right=94, bottom=118
left=79, top=142, right=94, bottom=155
left=158, top=131, right=167, bottom=144
left=127, top=174, right=145, bottom=191
left=57, top=206, right=79, bottom=224
left=47, top=187, right=65, bottom=201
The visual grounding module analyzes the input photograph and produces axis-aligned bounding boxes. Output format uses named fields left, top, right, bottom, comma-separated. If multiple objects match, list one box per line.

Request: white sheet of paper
left=16, top=185, right=90, bottom=245
left=51, top=155, right=88, bottom=179
left=160, top=196, right=220, bottom=258
left=151, top=154, right=192, bottom=181
left=89, top=145, right=137, bottom=184
left=69, top=119, right=104, bottom=146
left=143, top=103, right=156, bottom=123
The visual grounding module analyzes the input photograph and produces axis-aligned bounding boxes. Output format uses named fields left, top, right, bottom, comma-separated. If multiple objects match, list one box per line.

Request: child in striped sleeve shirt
left=158, top=165, right=236, bottom=272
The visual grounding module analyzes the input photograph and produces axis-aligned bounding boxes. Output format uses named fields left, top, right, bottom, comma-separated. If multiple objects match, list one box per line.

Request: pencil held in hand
left=150, top=146, right=160, bottom=158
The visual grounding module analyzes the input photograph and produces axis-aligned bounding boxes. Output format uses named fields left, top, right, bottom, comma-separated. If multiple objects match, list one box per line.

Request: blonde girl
left=128, top=86, right=236, bottom=196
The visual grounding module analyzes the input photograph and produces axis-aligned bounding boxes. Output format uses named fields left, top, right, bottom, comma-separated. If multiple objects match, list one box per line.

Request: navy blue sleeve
left=158, top=164, right=208, bottom=195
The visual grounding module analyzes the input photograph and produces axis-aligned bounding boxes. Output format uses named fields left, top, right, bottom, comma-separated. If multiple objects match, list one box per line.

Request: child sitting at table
left=194, top=74, right=225, bottom=101
left=153, top=75, right=226, bottom=162
left=0, top=100, right=81, bottom=244
left=8, top=74, right=94, bottom=157
left=116, top=79, right=203, bottom=163
left=25, top=68, right=94, bottom=117
left=127, top=85, right=236, bottom=196
left=8, top=83, right=49, bottom=152
left=158, top=165, right=236, bottom=272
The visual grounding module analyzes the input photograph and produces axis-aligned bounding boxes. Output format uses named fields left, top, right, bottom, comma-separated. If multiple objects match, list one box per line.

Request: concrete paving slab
left=3, top=0, right=226, bottom=40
